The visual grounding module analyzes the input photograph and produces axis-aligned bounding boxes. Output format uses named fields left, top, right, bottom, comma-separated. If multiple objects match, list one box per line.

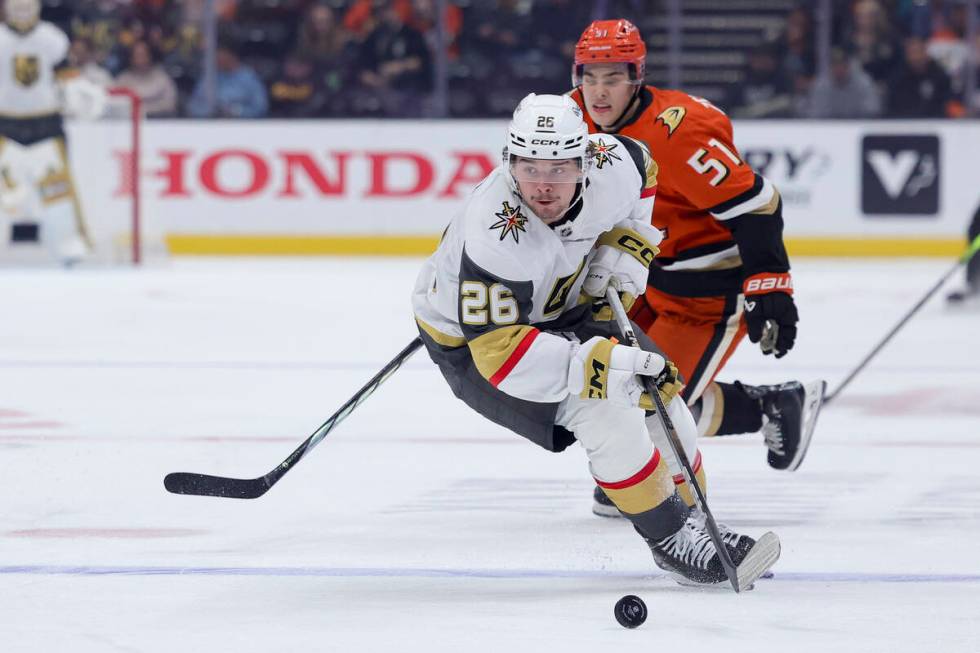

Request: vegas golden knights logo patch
left=656, top=106, right=686, bottom=137
left=590, top=138, right=622, bottom=170
left=490, top=201, right=528, bottom=243
left=14, top=55, right=40, bottom=87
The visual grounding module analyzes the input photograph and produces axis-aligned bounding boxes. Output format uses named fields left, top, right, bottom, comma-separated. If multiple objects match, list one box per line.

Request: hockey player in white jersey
left=0, top=0, right=106, bottom=265
left=413, top=93, right=779, bottom=587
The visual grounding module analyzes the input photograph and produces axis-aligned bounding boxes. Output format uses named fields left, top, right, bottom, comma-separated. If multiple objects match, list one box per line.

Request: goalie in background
left=0, top=0, right=107, bottom=266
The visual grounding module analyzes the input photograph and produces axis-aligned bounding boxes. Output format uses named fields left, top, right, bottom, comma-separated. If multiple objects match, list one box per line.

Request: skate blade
left=786, top=380, right=827, bottom=472
left=736, top=531, right=780, bottom=590
left=666, top=572, right=732, bottom=590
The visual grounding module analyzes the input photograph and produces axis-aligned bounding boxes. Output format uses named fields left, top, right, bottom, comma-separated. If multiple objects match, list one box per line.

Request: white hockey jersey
left=0, top=21, right=70, bottom=117
left=413, top=133, right=660, bottom=404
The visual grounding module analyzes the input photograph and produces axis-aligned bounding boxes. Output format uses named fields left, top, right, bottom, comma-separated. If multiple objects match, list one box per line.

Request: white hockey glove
left=568, top=336, right=682, bottom=410
left=581, top=223, right=662, bottom=315
left=61, top=76, right=108, bottom=120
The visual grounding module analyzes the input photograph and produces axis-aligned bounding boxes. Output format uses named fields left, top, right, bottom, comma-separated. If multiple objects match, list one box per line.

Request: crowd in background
left=29, top=0, right=980, bottom=119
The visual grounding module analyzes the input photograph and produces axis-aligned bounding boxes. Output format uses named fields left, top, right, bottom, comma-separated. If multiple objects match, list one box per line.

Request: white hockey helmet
left=4, top=0, right=40, bottom=31
left=503, top=93, right=591, bottom=189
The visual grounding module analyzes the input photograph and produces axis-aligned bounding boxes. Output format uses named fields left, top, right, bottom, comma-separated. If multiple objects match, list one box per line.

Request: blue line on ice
left=1, top=565, right=978, bottom=583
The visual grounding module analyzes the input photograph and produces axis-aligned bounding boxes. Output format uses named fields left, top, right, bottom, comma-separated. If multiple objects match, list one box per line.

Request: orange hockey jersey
left=572, top=86, right=785, bottom=297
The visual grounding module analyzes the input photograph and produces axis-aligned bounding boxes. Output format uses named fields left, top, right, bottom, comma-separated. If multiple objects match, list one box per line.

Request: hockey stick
left=825, top=233, right=980, bottom=405
left=604, top=290, right=744, bottom=592
left=164, top=337, right=424, bottom=499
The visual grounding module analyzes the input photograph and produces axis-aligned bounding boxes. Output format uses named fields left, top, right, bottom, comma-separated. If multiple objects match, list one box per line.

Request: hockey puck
left=613, top=595, right=647, bottom=629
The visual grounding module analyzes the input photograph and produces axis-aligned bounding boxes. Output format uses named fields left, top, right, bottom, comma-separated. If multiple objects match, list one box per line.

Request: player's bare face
left=581, top=64, right=635, bottom=130
left=512, top=157, right=581, bottom=224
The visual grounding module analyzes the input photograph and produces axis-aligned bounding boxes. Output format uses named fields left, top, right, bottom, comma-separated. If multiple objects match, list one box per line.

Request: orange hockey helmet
left=573, top=19, right=646, bottom=86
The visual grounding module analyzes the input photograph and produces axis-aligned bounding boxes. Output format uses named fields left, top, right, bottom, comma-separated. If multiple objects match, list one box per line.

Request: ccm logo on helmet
left=531, top=139, right=560, bottom=145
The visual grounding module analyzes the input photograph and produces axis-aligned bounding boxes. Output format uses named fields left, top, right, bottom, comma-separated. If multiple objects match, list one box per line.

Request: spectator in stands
left=297, top=3, right=348, bottom=63
left=528, top=0, right=590, bottom=60
left=885, top=36, right=954, bottom=118
left=460, top=0, right=533, bottom=115
left=115, top=40, right=179, bottom=118
left=68, top=37, right=113, bottom=88
left=344, top=0, right=413, bottom=41
left=357, top=4, right=432, bottom=116
left=779, top=7, right=816, bottom=94
left=411, top=0, right=464, bottom=60
left=267, top=53, right=326, bottom=118
left=728, top=42, right=794, bottom=118
left=71, top=0, right=132, bottom=70
left=925, top=4, right=973, bottom=103
left=844, top=0, right=902, bottom=86
left=804, top=47, right=881, bottom=118
left=464, top=0, right=530, bottom=61
left=186, top=41, right=268, bottom=118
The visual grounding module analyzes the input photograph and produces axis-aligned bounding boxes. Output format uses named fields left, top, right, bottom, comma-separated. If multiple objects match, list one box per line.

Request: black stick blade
left=164, top=472, right=270, bottom=499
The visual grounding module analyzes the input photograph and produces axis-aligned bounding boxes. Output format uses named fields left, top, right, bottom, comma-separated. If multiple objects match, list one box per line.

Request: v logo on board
left=861, top=135, right=940, bottom=216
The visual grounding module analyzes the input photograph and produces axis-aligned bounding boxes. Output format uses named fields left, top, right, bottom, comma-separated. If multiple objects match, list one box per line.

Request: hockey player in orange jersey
left=568, top=19, right=826, bottom=516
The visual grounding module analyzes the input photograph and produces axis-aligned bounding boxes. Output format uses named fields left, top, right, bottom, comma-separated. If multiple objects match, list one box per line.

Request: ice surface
left=1, top=257, right=977, bottom=652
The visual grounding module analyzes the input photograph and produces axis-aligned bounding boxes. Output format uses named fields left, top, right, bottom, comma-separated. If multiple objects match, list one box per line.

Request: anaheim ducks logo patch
left=591, top=138, right=622, bottom=169
left=490, top=201, right=528, bottom=243
left=656, top=106, right=687, bottom=137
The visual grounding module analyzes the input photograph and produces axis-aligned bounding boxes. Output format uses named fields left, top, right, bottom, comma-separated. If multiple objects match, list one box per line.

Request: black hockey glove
left=743, top=272, right=798, bottom=358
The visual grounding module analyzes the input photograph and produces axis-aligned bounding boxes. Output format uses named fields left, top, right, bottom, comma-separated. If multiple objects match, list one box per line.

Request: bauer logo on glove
left=742, top=272, right=798, bottom=358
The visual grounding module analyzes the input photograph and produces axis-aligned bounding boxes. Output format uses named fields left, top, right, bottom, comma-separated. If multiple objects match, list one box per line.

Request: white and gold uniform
left=408, top=95, right=775, bottom=588
left=0, top=16, right=89, bottom=263
left=411, top=124, right=711, bottom=541
left=414, top=132, right=658, bottom=406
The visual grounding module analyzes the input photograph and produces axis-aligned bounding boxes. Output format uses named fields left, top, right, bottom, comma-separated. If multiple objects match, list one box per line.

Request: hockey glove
left=743, top=272, right=798, bottom=358
left=568, top=336, right=682, bottom=410
left=581, top=224, right=661, bottom=317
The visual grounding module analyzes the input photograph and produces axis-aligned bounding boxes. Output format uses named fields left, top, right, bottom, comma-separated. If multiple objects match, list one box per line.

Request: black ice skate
left=690, top=507, right=755, bottom=563
left=596, top=487, right=756, bottom=560
left=946, top=285, right=980, bottom=305
left=646, top=518, right=781, bottom=590
left=751, top=380, right=826, bottom=471
left=645, top=517, right=731, bottom=586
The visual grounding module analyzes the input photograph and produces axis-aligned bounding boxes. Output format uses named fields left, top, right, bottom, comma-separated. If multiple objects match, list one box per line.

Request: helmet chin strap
left=599, top=84, right=642, bottom=133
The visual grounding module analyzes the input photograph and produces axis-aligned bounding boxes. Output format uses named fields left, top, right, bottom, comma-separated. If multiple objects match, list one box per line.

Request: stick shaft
left=261, top=337, right=424, bottom=486
left=826, top=234, right=980, bottom=404
left=164, top=337, right=423, bottom=498
left=605, top=290, right=741, bottom=592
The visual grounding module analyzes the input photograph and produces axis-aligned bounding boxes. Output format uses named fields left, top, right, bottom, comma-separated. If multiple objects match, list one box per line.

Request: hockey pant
left=419, top=318, right=704, bottom=531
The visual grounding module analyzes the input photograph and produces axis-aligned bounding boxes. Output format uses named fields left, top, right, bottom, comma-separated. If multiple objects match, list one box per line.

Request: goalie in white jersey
left=413, top=94, right=778, bottom=586
left=0, top=0, right=107, bottom=264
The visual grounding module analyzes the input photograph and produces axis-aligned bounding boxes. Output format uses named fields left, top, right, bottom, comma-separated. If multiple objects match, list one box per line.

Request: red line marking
left=0, top=409, right=30, bottom=418
left=0, top=421, right=64, bottom=430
